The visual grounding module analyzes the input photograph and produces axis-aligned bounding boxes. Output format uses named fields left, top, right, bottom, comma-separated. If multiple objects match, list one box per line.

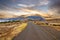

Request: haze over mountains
left=0, top=11, right=18, bottom=18
left=0, top=7, right=60, bottom=19
left=0, top=8, right=51, bottom=18
left=0, top=8, right=60, bottom=22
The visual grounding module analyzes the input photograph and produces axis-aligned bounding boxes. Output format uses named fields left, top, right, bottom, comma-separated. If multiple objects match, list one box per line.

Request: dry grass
left=49, top=23, right=60, bottom=31
left=33, top=21, right=48, bottom=26
left=46, top=18, right=60, bottom=31
left=0, top=21, right=27, bottom=40
left=0, top=22, right=21, bottom=37
left=51, top=26, right=60, bottom=31
left=33, top=21, right=60, bottom=31
left=46, top=18, right=60, bottom=23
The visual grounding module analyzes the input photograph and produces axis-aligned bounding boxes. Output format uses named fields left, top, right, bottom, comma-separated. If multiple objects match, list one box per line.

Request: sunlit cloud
left=0, top=0, right=50, bottom=17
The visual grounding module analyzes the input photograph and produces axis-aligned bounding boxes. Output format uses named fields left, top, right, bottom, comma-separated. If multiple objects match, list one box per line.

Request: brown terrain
left=0, top=13, right=60, bottom=40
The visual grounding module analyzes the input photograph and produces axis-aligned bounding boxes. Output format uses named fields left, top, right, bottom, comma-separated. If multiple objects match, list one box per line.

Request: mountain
left=0, top=16, right=26, bottom=22
left=26, top=16, right=45, bottom=21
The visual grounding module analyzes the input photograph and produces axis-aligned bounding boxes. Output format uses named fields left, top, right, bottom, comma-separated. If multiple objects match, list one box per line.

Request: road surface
left=13, top=22, right=60, bottom=40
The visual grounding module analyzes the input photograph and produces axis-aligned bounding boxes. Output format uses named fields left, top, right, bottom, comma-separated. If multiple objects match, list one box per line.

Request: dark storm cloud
left=49, top=0, right=60, bottom=15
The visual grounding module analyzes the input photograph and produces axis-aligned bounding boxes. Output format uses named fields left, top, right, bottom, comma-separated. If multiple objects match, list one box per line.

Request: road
left=13, top=22, right=60, bottom=40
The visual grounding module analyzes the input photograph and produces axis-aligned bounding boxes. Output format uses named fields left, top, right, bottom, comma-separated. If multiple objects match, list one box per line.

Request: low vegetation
left=0, top=20, right=27, bottom=40
left=33, top=21, right=60, bottom=31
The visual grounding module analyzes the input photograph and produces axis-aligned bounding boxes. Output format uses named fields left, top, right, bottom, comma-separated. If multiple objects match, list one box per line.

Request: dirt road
left=13, top=22, right=60, bottom=40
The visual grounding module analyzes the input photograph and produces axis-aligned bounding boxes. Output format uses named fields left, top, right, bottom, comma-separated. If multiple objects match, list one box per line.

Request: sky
left=0, top=0, right=49, bottom=11
left=0, top=0, right=60, bottom=16
left=49, top=0, right=60, bottom=17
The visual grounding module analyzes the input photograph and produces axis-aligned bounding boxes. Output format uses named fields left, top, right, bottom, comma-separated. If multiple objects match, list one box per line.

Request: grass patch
left=0, top=23, right=27, bottom=40
left=33, top=21, right=60, bottom=31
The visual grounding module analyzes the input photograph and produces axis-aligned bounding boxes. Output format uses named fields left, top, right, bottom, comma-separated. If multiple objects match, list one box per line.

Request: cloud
left=40, top=1, right=49, bottom=5
left=49, top=0, right=60, bottom=17
left=18, top=4, right=28, bottom=7
left=35, top=0, right=49, bottom=6
left=18, top=1, right=49, bottom=8
left=18, top=4, right=35, bottom=7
